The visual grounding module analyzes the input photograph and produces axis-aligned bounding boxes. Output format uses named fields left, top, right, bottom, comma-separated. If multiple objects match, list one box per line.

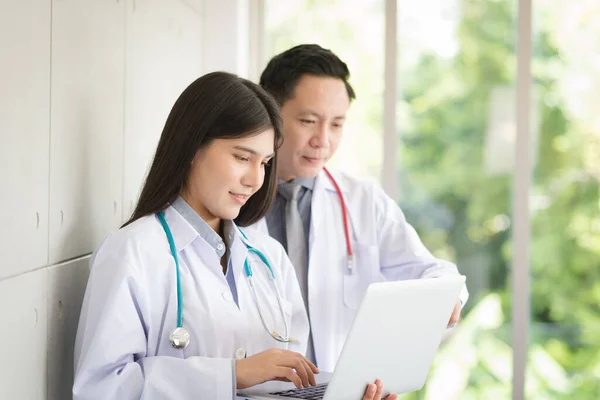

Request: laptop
left=238, top=275, right=466, bottom=400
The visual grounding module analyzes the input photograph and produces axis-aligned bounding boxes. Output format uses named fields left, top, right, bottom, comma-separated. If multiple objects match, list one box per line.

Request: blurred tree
left=398, top=0, right=600, bottom=397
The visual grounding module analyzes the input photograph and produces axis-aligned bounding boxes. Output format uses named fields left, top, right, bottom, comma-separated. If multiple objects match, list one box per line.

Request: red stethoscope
left=323, top=167, right=354, bottom=272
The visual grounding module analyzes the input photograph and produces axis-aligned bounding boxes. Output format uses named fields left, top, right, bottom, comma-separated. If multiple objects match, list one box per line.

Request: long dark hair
left=123, top=72, right=282, bottom=228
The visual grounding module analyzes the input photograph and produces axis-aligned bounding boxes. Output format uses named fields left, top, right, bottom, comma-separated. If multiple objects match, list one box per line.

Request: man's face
left=277, top=74, right=351, bottom=181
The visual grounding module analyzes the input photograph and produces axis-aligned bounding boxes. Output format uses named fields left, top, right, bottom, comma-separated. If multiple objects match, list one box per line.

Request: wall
left=0, top=0, right=251, bottom=398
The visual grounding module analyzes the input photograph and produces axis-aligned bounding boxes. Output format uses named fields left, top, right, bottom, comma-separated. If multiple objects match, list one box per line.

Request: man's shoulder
left=321, top=168, right=381, bottom=197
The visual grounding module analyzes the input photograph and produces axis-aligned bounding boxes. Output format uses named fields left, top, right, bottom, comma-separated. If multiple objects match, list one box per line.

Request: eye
left=299, top=119, right=316, bottom=125
left=234, top=154, right=249, bottom=162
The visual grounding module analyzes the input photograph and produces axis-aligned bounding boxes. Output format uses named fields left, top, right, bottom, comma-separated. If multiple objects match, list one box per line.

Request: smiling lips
left=230, top=192, right=251, bottom=205
left=303, top=156, right=323, bottom=164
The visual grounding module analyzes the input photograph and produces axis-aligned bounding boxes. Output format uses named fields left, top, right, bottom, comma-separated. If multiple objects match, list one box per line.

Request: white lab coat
left=251, top=168, right=469, bottom=372
left=73, top=205, right=309, bottom=400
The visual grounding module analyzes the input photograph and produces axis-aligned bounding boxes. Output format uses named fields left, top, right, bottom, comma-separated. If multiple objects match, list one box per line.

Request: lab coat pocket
left=343, top=244, right=380, bottom=309
left=270, top=296, right=293, bottom=317
left=269, top=296, right=293, bottom=333
left=265, top=297, right=293, bottom=349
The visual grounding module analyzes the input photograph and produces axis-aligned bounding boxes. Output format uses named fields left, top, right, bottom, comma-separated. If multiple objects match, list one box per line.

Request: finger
left=282, top=350, right=320, bottom=374
left=304, top=358, right=320, bottom=374
left=374, top=379, right=383, bottom=399
left=291, top=357, right=310, bottom=388
left=448, top=302, right=461, bottom=326
left=279, top=353, right=313, bottom=387
left=362, top=383, right=377, bottom=400
left=301, top=359, right=317, bottom=386
left=448, top=313, right=458, bottom=326
left=383, top=394, right=399, bottom=400
left=454, top=301, right=461, bottom=317
left=275, top=366, right=302, bottom=389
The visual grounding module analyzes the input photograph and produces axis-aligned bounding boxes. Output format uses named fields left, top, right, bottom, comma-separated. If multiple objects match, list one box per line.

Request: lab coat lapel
left=307, top=170, right=347, bottom=369
left=228, top=226, right=250, bottom=308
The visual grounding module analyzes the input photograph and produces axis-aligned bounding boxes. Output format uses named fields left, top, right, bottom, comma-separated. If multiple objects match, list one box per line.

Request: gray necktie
left=278, top=182, right=316, bottom=363
left=278, top=182, right=309, bottom=302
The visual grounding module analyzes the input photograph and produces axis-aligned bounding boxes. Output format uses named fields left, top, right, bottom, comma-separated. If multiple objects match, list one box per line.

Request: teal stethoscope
left=157, top=211, right=294, bottom=350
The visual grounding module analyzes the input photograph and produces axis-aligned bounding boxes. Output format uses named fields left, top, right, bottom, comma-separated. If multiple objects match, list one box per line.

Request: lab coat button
left=235, top=348, right=246, bottom=360
left=216, top=243, right=224, bottom=251
left=222, top=291, right=233, bottom=302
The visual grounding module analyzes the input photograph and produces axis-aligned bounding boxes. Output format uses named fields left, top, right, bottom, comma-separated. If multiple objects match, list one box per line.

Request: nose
left=309, top=122, right=330, bottom=149
left=242, top=161, right=264, bottom=191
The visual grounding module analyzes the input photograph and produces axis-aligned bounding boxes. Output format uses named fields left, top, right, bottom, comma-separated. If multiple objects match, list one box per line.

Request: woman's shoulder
left=107, top=214, right=161, bottom=244
left=93, top=214, right=165, bottom=268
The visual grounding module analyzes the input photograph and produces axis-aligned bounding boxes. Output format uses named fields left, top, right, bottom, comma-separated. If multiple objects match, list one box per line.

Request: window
left=396, top=0, right=516, bottom=397
left=265, top=0, right=385, bottom=181
left=263, top=0, right=600, bottom=397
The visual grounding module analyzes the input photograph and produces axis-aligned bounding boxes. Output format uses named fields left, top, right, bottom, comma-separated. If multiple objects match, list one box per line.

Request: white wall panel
left=0, top=0, right=50, bottom=279
left=47, top=257, right=91, bottom=400
left=203, top=0, right=250, bottom=76
left=0, top=269, right=48, bottom=399
left=49, top=0, right=125, bottom=263
left=122, top=0, right=204, bottom=221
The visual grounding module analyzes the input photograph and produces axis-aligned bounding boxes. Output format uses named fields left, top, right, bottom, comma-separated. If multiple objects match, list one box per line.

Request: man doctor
left=252, top=44, right=469, bottom=372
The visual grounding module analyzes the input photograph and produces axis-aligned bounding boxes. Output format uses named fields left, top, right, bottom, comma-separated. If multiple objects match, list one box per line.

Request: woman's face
left=183, top=128, right=275, bottom=229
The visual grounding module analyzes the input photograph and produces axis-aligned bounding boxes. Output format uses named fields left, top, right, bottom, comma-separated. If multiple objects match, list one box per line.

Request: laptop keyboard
left=270, top=383, right=329, bottom=399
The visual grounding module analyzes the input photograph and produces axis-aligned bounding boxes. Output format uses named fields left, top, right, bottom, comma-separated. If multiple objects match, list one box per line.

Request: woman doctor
left=73, top=72, right=318, bottom=399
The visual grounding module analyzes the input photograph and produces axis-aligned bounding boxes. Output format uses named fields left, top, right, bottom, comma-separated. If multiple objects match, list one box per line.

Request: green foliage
left=398, top=0, right=600, bottom=397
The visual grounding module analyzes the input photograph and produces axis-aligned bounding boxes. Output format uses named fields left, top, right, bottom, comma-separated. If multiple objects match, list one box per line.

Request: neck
left=181, top=192, right=221, bottom=234
left=278, top=163, right=296, bottom=182
left=278, top=172, right=296, bottom=182
left=278, top=167, right=321, bottom=183
left=280, top=177, right=294, bottom=183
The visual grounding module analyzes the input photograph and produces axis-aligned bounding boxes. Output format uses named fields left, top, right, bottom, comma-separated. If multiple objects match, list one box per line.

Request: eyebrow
left=233, top=145, right=275, bottom=159
left=299, top=110, right=346, bottom=120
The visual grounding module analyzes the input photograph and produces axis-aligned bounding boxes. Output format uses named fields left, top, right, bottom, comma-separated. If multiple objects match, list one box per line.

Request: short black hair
left=260, top=44, right=356, bottom=106
left=124, top=72, right=282, bottom=228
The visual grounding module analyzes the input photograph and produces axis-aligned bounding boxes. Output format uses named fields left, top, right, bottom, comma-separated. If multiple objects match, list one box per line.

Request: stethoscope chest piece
left=169, top=327, right=190, bottom=349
